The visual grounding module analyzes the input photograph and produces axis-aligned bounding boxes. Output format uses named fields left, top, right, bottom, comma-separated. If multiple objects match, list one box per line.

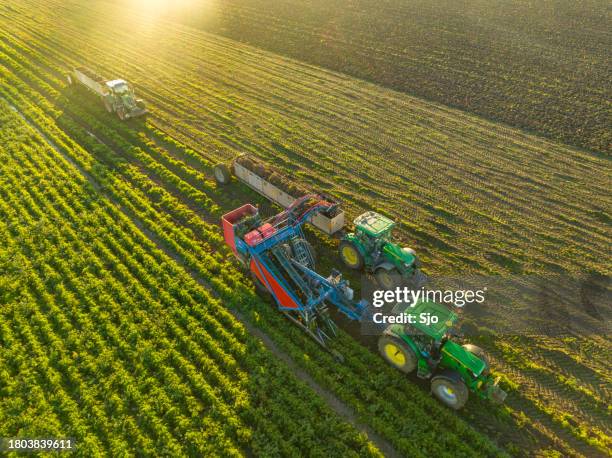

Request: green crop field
left=0, top=100, right=387, bottom=456
left=1, top=0, right=609, bottom=456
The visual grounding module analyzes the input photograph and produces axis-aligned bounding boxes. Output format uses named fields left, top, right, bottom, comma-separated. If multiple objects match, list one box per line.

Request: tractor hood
left=383, top=243, right=417, bottom=266
left=120, top=94, right=146, bottom=116
left=441, top=340, right=487, bottom=376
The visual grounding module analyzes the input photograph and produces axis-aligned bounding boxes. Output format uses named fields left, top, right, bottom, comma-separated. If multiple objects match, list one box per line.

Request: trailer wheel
left=375, top=267, right=402, bottom=290
left=462, top=344, right=490, bottom=375
left=66, top=73, right=73, bottom=85
left=213, top=163, right=231, bottom=185
left=431, top=371, right=469, bottom=410
left=339, top=240, right=363, bottom=270
left=378, top=334, right=416, bottom=373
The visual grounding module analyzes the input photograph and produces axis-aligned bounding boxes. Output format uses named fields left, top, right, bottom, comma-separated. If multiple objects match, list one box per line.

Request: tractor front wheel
left=378, top=335, right=417, bottom=373
left=66, top=73, right=73, bottom=85
left=213, top=163, right=232, bottom=185
left=339, top=240, right=364, bottom=270
left=431, top=372, right=469, bottom=410
left=375, top=267, right=403, bottom=290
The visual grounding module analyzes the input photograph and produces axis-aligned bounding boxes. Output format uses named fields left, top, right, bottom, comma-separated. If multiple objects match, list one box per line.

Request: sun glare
left=126, top=0, right=204, bottom=19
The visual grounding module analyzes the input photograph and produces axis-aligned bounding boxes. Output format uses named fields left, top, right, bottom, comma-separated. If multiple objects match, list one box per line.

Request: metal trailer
left=214, top=154, right=345, bottom=236
left=67, top=66, right=147, bottom=120
left=71, top=67, right=109, bottom=97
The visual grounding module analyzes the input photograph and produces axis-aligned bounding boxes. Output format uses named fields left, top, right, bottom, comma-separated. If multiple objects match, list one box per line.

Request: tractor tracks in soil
left=488, top=351, right=605, bottom=458
left=5, top=99, right=400, bottom=458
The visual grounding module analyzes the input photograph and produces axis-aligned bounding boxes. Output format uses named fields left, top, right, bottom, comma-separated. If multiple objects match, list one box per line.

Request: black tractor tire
left=338, top=240, right=364, bottom=270
left=404, top=247, right=421, bottom=268
left=431, top=371, right=469, bottom=410
left=213, top=163, right=232, bottom=185
left=375, top=267, right=403, bottom=290
left=408, top=269, right=428, bottom=289
left=378, top=334, right=417, bottom=374
left=462, top=344, right=490, bottom=375
left=66, top=73, right=73, bottom=86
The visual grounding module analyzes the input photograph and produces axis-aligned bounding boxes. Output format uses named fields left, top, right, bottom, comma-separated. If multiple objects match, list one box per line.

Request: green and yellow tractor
left=378, top=300, right=507, bottom=409
left=339, top=211, right=423, bottom=289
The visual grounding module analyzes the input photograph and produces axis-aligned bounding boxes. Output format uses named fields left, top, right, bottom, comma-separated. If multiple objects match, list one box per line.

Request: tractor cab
left=354, top=211, right=395, bottom=242
left=386, top=300, right=459, bottom=367
left=339, top=211, right=421, bottom=289
left=401, top=300, right=458, bottom=341
left=107, top=80, right=135, bottom=105
left=106, top=79, right=147, bottom=118
left=106, top=79, right=131, bottom=95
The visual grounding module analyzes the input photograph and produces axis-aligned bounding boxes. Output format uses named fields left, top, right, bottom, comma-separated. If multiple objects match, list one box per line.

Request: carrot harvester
left=222, top=195, right=506, bottom=409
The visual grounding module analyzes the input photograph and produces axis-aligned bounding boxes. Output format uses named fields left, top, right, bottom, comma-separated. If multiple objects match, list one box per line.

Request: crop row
left=0, top=44, right=505, bottom=457
left=3, top=16, right=608, bottom=455
left=0, top=102, right=379, bottom=456
left=167, top=0, right=610, bottom=154
left=6, top=0, right=608, bottom=283
left=3, top=3, right=609, bottom=454
left=1, top=17, right=608, bottom=458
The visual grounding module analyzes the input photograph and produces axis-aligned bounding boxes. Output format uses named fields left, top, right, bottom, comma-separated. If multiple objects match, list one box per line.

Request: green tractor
left=378, top=300, right=507, bottom=409
left=339, top=211, right=423, bottom=289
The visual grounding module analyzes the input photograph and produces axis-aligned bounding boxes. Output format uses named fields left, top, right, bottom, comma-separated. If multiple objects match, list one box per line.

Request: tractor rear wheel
left=407, top=269, right=428, bottom=289
left=339, top=240, right=363, bottom=270
left=213, top=163, right=231, bottom=185
left=462, top=344, right=490, bottom=375
left=378, top=335, right=417, bottom=373
left=431, top=372, right=469, bottom=410
left=375, top=267, right=402, bottom=290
